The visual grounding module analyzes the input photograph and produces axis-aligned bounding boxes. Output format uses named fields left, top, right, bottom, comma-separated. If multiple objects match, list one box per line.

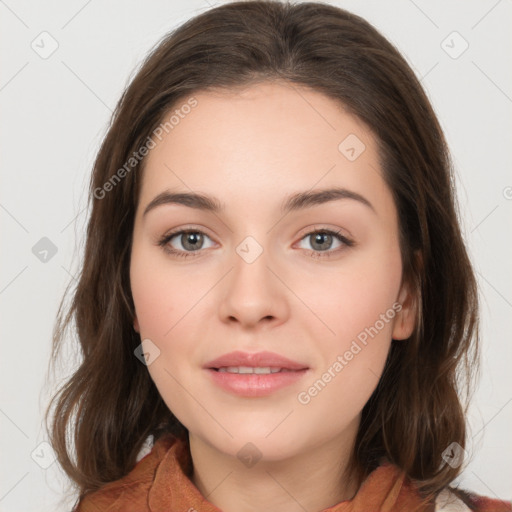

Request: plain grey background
left=1, top=1, right=511, bottom=510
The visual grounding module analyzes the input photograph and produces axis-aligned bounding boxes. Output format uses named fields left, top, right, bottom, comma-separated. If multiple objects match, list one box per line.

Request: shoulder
left=73, top=433, right=178, bottom=512
left=435, top=486, right=512, bottom=512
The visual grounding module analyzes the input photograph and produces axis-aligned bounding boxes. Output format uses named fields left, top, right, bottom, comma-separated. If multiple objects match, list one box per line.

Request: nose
left=218, top=243, right=289, bottom=329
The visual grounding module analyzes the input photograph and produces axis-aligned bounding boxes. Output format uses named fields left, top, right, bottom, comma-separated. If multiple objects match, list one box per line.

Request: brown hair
left=45, top=0, right=480, bottom=506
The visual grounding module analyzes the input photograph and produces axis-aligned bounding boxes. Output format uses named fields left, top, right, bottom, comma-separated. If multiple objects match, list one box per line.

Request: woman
left=45, top=1, right=511, bottom=511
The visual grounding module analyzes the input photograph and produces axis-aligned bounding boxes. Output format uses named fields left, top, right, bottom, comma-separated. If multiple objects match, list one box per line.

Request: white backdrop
left=1, top=1, right=511, bottom=510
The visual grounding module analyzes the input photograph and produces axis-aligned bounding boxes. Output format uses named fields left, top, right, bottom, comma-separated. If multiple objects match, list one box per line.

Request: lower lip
left=205, top=368, right=309, bottom=397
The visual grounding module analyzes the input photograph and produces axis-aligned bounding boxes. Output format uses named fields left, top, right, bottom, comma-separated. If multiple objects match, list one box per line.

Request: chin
left=214, top=429, right=306, bottom=463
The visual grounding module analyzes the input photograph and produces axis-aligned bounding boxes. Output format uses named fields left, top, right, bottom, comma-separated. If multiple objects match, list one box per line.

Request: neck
left=189, top=425, right=362, bottom=512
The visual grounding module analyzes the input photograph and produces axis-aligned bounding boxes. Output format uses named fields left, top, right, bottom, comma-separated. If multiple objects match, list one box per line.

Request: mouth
left=203, top=350, right=309, bottom=396
left=205, top=365, right=309, bottom=397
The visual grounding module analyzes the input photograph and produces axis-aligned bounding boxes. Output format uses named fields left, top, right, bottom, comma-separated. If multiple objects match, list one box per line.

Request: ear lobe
left=133, top=316, right=140, bottom=333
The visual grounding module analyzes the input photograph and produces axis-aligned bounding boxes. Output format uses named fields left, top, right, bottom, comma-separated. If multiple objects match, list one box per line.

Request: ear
left=392, top=252, right=421, bottom=341
left=392, top=280, right=416, bottom=340
left=133, top=315, right=140, bottom=333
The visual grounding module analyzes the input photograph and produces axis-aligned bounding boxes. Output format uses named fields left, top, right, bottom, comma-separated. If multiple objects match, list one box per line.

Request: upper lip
left=204, top=350, right=309, bottom=370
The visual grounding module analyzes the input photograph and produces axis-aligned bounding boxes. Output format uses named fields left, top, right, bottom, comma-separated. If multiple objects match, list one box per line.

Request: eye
left=158, top=228, right=215, bottom=258
left=157, top=226, right=354, bottom=260
left=296, top=228, right=354, bottom=258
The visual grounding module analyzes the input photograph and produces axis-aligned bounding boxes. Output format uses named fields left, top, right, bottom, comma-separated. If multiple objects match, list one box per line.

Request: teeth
left=217, top=366, right=284, bottom=374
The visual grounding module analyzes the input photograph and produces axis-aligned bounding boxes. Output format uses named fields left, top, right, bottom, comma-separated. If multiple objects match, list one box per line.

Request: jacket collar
left=146, top=434, right=428, bottom=512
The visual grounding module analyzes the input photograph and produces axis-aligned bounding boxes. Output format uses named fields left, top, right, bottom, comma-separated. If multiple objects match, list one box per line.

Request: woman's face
left=130, top=81, right=415, bottom=462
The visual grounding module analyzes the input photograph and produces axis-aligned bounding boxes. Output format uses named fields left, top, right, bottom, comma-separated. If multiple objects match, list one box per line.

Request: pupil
left=313, top=233, right=331, bottom=251
left=183, top=232, right=202, bottom=250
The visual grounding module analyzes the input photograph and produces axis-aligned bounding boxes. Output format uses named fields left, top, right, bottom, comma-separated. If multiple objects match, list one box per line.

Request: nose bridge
left=218, top=232, right=288, bottom=326
left=229, top=233, right=273, bottom=297
left=235, top=234, right=266, bottom=266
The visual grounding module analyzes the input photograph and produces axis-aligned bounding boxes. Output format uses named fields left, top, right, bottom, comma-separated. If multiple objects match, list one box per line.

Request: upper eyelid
left=162, top=226, right=216, bottom=242
left=162, top=225, right=347, bottom=238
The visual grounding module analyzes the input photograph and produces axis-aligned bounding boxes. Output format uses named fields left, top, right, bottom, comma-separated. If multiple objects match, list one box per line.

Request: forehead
left=138, top=81, right=394, bottom=220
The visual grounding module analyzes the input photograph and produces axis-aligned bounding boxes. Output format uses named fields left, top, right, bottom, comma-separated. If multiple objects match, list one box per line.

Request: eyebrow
left=142, top=186, right=376, bottom=217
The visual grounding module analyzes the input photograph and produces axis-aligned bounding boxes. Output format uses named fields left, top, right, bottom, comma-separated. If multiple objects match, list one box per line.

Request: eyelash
left=157, top=226, right=355, bottom=260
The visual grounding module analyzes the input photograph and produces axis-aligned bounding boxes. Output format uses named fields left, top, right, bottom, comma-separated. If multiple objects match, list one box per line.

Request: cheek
left=130, top=243, right=215, bottom=405
left=306, top=246, right=402, bottom=344
left=130, top=244, right=200, bottom=339
left=295, top=244, right=402, bottom=409
left=131, top=262, right=171, bottom=338
left=130, top=248, right=196, bottom=416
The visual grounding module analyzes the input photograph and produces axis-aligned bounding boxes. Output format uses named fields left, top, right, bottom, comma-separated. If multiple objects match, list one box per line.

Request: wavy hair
left=45, top=0, right=480, bottom=506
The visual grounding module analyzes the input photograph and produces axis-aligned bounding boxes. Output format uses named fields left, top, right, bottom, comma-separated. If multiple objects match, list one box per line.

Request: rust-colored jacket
left=75, top=434, right=511, bottom=512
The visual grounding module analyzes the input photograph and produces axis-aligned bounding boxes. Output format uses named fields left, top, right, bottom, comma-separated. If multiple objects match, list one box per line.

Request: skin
left=130, top=81, right=416, bottom=512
